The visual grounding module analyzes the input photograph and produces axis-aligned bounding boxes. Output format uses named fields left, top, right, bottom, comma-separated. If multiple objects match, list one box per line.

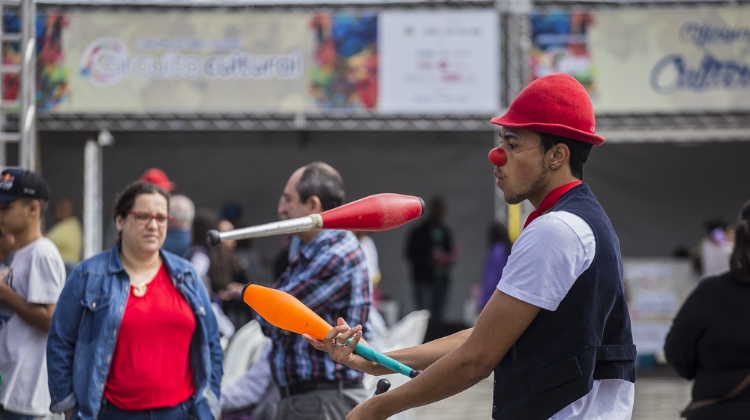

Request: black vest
left=492, top=184, right=636, bottom=420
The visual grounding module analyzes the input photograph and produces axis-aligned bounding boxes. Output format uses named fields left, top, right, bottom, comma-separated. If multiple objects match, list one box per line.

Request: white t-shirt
left=358, top=235, right=380, bottom=283
left=0, top=237, right=66, bottom=415
left=497, top=211, right=634, bottom=420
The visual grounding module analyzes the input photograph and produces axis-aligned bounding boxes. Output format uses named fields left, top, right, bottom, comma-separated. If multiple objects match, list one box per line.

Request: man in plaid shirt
left=257, top=161, right=372, bottom=420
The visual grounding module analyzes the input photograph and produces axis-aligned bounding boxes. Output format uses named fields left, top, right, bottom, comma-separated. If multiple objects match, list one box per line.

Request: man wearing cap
left=306, top=74, right=636, bottom=420
left=0, top=169, right=66, bottom=419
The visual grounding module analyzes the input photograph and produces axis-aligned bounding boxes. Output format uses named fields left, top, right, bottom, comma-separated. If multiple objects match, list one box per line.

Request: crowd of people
left=0, top=73, right=747, bottom=420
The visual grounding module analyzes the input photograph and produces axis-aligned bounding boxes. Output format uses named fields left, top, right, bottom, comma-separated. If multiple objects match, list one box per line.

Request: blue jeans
left=0, top=406, right=38, bottom=420
left=98, top=398, right=195, bottom=420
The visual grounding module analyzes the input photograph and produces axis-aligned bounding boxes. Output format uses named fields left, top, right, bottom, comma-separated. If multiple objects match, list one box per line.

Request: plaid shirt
left=258, top=229, right=371, bottom=387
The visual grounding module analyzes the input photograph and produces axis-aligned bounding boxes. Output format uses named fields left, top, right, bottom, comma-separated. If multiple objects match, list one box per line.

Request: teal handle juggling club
left=241, top=283, right=422, bottom=380
left=346, top=338, right=422, bottom=378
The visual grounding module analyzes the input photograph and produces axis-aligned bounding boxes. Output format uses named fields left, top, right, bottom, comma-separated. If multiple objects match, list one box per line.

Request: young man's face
left=0, top=199, right=33, bottom=236
left=494, top=128, right=550, bottom=205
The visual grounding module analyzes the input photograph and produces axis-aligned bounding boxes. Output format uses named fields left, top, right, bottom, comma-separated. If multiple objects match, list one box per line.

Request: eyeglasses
left=126, top=211, right=173, bottom=226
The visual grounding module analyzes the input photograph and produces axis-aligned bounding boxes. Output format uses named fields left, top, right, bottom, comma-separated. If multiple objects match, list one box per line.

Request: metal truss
left=24, top=112, right=498, bottom=131
left=0, top=0, right=36, bottom=169
left=4, top=110, right=741, bottom=142
left=597, top=112, right=750, bottom=142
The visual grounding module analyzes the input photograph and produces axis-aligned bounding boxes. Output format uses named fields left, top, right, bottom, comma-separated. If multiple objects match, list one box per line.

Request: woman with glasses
left=46, top=181, right=223, bottom=420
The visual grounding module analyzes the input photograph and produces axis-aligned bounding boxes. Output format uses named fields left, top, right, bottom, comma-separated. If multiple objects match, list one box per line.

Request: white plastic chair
left=363, top=310, right=431, bottom=420
left=221, top=320, right=270, bottom=389
left=381, top=310, right=430, bottom=351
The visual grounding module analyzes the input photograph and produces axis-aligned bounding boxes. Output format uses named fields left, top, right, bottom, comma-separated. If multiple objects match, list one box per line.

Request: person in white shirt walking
left=0, top=169, right=66, bottom=420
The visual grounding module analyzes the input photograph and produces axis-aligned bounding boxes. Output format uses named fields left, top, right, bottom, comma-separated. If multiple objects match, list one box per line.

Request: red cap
left=491, top=74, right=605, bottom=146
left=140, top=168, right=175, bottom=191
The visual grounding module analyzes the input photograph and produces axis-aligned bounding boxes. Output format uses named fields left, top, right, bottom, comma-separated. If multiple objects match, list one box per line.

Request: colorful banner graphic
left=532, top=8, right=750, bottom=112
left=309, top=13, right=378, bottom=111
left=2, top=13, right=69, bottom=110
left=530, top=11, right=596, bottom=96
left=378, top=10, right=499, bottom=114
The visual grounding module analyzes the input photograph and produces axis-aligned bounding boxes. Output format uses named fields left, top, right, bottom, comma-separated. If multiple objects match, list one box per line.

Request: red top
left=104, top=263, right=196, bottom=409
left=524, top=181, right=582, bottom=229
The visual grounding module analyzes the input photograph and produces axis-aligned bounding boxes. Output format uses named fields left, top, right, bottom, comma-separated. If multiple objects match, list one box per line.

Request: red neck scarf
left=523, top=181, right=582, bottom=229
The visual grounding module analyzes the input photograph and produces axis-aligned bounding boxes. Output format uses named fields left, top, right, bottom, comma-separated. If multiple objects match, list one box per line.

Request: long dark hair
left=730, top=201, right=750, bottom=283
left=192, top=209, right=233, bottom=292
left=112, top=181, right=170, bottom=244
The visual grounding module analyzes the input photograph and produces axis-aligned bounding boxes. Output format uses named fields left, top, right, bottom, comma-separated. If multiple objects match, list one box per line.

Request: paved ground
left=415, top=367, right=691, bottom=420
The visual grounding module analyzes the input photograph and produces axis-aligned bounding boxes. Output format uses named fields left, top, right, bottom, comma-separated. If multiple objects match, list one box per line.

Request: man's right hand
left=64, top=409, right=73, bottom=420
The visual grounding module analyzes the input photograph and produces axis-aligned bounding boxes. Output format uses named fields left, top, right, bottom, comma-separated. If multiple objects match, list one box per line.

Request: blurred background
left=2, top=0, right=750, bottom=417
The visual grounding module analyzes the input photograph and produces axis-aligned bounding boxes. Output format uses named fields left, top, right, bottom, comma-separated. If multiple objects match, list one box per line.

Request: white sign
left=631, top=321, right=671, bottom=355
left=378, top=10, right=500, bottom=114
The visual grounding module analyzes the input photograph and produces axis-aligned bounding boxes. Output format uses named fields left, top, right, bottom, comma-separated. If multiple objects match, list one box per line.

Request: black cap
left=0, top=169, right=50, bottom=204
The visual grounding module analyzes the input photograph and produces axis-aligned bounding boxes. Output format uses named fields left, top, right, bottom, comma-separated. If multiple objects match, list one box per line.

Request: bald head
left=169, top=194, right=195, bottom=230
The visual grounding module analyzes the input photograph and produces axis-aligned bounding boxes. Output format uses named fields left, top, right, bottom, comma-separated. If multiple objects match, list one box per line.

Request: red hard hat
left=490, top=74, right=605, bottom=146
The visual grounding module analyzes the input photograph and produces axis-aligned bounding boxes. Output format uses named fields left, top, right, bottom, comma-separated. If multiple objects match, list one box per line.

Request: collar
left=107, top=243, right=187, bottom=282
left=523, top=180, right=582, bottom=229
left=107, top=244, right=126, bottom=274
left=297, top=230, right=338, bottom=261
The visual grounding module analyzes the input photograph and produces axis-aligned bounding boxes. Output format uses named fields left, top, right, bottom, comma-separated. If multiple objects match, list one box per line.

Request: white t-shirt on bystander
left=0, top=237, right=66, bottom=416
left=497, top=211, right=634, bottom=420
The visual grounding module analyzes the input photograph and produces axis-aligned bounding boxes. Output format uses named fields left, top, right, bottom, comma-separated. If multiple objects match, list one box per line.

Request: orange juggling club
left=242, top=284, right=421, bottom=378
left=243, top=284, right=332, bottom=340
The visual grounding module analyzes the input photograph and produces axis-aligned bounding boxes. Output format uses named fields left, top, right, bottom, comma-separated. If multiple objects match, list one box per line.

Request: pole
left=19, top=0, right=35, bottom=171
left=83, top=140, right=102, bottom=259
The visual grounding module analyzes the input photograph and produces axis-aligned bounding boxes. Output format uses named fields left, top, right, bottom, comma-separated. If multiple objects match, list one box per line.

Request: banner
left=5, top=10, right=499, bottom=115
left=378, top=10, right=499, bottom=114
left=55, top=13, right=315, bottom=113
left=6, top=12, right=378, bottom=113
left=531, top=8, right=750, bottom=112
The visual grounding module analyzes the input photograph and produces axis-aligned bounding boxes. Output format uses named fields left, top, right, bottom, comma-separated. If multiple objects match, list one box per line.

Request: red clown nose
left=488, top=147, right=506, bottom=166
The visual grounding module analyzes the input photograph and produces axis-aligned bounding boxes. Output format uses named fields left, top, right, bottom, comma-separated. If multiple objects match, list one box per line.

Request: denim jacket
left=46, top=245, right=223, bottom=420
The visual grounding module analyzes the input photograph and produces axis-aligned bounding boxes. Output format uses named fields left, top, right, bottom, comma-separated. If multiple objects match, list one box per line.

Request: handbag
left=680, top=371, right=750, bottom=418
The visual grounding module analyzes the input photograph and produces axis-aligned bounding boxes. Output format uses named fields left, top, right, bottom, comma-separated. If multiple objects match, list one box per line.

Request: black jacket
left=664, top=271, right=750, bottom=420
